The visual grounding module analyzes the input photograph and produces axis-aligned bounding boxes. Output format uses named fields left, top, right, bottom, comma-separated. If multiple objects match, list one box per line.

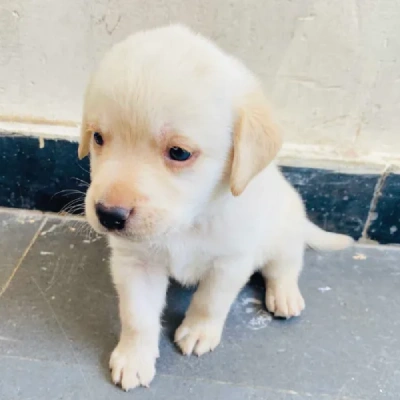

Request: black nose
left=95, top=203, right=131, bottom=231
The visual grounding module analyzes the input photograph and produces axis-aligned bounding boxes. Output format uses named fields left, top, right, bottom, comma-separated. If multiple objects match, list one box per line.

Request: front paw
left=266, top=278, right=305, bottom=318
left=174, top=316, right=223, bottom=357
left=109, top=336, right=158, bottom=391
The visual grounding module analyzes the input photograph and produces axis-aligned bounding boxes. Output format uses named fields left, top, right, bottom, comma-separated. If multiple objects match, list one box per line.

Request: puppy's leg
left=109, top=250, right=168, bottom=391
left=175, top=257, right=253, bottom=356
left=262, top=241, right=305, bottom=318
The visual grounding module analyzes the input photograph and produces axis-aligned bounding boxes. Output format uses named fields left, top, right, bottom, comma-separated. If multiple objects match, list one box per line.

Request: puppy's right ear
left=78, top=121, right=90, bottom=160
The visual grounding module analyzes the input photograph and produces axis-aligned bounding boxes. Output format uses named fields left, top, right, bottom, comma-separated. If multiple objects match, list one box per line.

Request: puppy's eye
left=93, top=132, right=104, bottom=146
left=168, top=147, right=191, bottom=162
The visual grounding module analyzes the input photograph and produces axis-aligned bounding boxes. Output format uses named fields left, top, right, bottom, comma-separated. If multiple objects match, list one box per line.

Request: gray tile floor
left=1, top=209, right=399, bottom=400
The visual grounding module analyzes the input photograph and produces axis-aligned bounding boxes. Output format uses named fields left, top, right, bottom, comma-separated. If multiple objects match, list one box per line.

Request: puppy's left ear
left=78, top=120, right=90, bottom=160
left=230, top=92, right=282, bottom=196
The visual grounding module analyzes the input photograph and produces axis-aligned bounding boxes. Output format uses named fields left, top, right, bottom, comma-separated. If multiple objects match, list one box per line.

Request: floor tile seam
left=0, top=217, right=48, bottom=298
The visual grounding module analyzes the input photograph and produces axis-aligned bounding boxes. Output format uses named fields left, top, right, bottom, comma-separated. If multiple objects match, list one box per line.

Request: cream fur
left=79, top=24, right=354, bottom=391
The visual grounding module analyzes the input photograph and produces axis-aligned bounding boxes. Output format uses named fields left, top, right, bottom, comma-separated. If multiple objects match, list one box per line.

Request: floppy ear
left=230, top=92, right=282, bottom=196
left=78, top=121, right=91, bottom=160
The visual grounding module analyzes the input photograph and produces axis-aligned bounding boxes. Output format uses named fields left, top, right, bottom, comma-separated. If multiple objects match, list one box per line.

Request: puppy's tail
left=305, top=220, right=354, bottom=251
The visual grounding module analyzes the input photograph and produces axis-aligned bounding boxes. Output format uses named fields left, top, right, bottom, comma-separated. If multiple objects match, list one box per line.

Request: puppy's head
left=80, top=25, right=281, bottom=240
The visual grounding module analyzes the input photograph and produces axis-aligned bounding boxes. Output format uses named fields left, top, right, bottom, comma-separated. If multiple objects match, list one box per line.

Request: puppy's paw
left=175, top=317, right=223, bottom=356
left=109, top=337, right=158, bottom=391
left=266, top=279, right=305, bottom=318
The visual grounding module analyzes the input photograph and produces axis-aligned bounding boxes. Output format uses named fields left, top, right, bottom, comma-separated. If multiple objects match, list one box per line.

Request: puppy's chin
left=111, top=229, right=159, bottom=242
left=92, top=224, right=171, bottom=243
left=115, top=218, right=180, bottom=242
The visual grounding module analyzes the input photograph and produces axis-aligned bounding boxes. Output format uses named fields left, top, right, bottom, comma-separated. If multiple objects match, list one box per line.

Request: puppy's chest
left=164, top=235, right=218, bottom=284
left=151, top=214, right=260, bottom=284
left=159, top=228, right=239, bottom=284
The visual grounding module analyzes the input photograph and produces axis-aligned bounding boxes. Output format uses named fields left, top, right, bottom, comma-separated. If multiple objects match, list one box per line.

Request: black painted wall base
left=0, top=134, right=398, bottom=244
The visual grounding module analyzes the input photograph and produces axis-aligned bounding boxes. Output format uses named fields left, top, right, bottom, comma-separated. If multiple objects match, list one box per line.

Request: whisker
left=76, top=162, right=90, bottom=175
left=61, top=199, right=84, bottom=211
left=72, top=177, right=90, bottom=187
left=63, top=206, right=85, bottom=215
left=59, top=196, right=85, bottom=216
left=61, top=207, right=85, bottom=216
left=62, top=197, right=84, bottom=207
left=51, top=189, right=86, bottom=201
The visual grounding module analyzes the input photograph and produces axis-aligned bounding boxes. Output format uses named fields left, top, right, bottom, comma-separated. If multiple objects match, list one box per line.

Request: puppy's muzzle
left=95, top=203, right=132, bottom=231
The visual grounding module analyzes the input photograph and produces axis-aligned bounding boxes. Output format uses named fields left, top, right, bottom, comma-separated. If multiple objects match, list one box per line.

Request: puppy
left=79, top=25, right=353, bottom=391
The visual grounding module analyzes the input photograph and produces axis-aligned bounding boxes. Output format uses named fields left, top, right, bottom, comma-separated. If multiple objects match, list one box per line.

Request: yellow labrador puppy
left=79, top=25, right=353, bottom=391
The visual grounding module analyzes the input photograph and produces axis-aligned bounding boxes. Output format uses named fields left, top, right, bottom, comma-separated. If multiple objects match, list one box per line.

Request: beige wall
left=0, top=0, right=399, bottom=167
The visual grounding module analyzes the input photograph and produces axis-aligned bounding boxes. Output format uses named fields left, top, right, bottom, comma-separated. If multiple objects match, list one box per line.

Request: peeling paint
left=353, top=253, right=367, bottom=260
left=318, top=286, right=332, bottom=293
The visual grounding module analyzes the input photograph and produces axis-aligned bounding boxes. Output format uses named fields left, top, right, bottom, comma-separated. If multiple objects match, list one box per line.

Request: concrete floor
left=1, top=209, right=399, bottom=400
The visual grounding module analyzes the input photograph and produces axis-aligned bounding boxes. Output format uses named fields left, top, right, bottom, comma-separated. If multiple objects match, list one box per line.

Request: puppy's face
left=79, top=27, right=281, bottom=241
left=83, top=109, right=230, bottom=240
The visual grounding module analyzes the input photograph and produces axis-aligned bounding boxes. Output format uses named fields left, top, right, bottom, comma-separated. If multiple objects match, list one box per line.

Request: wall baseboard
left=1, top=133, right=399, bottom=244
